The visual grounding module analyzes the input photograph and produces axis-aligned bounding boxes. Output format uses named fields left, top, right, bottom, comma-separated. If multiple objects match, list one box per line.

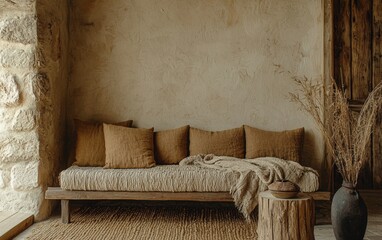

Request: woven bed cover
left=60, top=165, right=238, bottom=192
left=60, top=162, right=318, bottom=193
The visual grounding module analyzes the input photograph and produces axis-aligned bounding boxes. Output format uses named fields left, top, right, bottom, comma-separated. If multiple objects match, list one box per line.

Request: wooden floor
left=0, top=211, right=33, bottom=240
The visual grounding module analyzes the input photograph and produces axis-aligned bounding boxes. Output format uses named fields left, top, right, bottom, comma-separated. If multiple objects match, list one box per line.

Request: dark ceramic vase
left=331, top=181, right=368, bottom=240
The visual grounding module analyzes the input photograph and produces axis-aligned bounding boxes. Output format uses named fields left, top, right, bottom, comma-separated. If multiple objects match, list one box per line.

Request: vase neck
left=342, top=181, right=356, bottom=189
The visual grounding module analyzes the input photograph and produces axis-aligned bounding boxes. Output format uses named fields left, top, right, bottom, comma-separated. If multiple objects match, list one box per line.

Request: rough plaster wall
left=0, top=0, right=68, bottom=220
left=69, top=0, right=327, bottom=188
left=35, top=0, right=68, bottom=220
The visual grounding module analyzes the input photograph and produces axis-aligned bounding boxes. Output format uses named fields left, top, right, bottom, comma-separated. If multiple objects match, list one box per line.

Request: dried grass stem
left=290, top=77, right=382, bottom=186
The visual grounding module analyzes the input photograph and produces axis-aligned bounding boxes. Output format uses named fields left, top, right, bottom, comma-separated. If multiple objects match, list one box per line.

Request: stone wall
left=0, top=0, right=41, bottom=216
left=0, top=0, right=68, bottom=220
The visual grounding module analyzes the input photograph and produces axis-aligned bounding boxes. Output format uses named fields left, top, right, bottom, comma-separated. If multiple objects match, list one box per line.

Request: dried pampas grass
left=290, top=77, right=382, bottom=187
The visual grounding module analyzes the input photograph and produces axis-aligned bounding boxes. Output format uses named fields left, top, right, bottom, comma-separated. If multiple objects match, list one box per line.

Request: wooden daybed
left=45, top=155, right=330, bottom=224
left=46, top=188, right=329, bottom=223
left=48, top=124, right=330, bottom=223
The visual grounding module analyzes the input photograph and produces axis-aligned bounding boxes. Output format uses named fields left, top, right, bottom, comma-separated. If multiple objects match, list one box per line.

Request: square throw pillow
left=154, top=125, right=189, bottom=164
left=244, top=125, right=304, bottom=162
left=73, top=119, right=133, bottom=167
left=103, top=124, right=156, bottom=168
left=189, top=127, right=245, bottom=158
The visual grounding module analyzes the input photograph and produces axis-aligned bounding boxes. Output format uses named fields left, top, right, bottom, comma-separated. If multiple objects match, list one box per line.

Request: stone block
left=0, top=133, right=39, bottom=163
left=0, top=188, right=41, bottom=215
left=0, top=108, right=15, bottom=130
left=0, top=71, right=20, bottom=107
left=11, top=161, right=39, bottom=191
left=0, top=47, right=35, bottom=68
left=0, top=15, right=37, bottom=44
left=0, top=170, right=5, bottom=188
left=0, top=0, right=35, bottom=9
left=11, top=108, right=36, bottom=131
left=11, top=0, right=35, bottom=5
left=24, top=72, right=50, bottom=102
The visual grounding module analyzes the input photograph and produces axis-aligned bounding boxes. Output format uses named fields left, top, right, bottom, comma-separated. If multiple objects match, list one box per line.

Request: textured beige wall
left=35, top=0, right=69, bottom=220
left=69, top=0, right=327, bottom=188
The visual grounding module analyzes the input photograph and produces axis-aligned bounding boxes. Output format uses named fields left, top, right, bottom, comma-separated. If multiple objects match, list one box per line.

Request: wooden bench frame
left=45, top=187, right=330, bottom=223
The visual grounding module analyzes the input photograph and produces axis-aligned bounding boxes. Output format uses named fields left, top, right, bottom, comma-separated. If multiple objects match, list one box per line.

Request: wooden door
left=333, top=0, right=382, bottom=189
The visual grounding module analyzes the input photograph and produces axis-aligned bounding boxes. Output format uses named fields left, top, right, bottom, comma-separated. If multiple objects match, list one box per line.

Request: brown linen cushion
left=73, top=119, right=133, bottom=167
left=244, top=125, right=304, bottom=162
left=154, top=125, right=189, bottom=164
left=103, top=124, right=156, bottom=168
left=189, top=127, right=245, bottom=158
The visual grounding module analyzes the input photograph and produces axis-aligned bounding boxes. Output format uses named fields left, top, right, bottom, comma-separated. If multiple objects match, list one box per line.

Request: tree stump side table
left=257, top=191, right=315, bottom=240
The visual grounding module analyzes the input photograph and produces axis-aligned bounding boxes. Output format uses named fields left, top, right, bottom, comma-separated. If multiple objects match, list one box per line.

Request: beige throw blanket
left=179, top=154, right=319, bottom=221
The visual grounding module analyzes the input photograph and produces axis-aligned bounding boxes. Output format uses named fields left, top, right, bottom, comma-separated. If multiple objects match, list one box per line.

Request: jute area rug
left=27, top=206, right=258, bottom=240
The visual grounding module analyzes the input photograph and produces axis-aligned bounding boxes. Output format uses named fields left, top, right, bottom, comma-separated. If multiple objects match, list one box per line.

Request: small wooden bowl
left=268, top=180, right=300, bottom=199
left=269, top=190, right=299, bottom=199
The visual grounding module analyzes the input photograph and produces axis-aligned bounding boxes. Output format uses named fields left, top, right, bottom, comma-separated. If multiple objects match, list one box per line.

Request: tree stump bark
left=257, top=191, right=315, bottom=240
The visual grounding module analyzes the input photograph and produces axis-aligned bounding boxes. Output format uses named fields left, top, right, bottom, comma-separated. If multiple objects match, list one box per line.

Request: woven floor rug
left=26, top=206, right=258, bottom=240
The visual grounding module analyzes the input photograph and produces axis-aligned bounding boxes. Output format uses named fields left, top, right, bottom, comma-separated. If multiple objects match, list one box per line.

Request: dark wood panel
left=346, top=100, right=372, bottom=189
left=333, top=0, right=352, bottom=98
left=373, top=0, right=382, bottom=189
left=351, top=0, right=372, bottom=100
left=353, top=110, right=373, bottom=189
left=357, top=140, right=373, bottom=188
left=373, top=113, right=382, bottom=188
left=373, top=0, right=382, bottom=87
left=333, top=0, right=381, bottom=190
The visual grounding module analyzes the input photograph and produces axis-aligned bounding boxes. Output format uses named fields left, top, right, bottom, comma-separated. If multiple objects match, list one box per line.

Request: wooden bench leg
left=61, top=200, right=70, bottom=224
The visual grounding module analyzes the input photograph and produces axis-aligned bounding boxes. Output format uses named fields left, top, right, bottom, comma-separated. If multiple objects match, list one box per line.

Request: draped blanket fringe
left=179, top=155, right=319, bottom=221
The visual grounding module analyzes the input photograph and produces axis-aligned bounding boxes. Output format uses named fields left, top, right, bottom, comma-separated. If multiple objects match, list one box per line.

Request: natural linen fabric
left=60, top=155, right=319, bottom=221
left=59, top=165, right=237, bottom=192
left=179, top=154, right=319, bottom=221
left=103, top=124, right=155, bottom=168
left=244, top=125, right=304, bottom=162
left=189, top=127, right=245, bottom=158
left=73, top=119, right=133, bottom=166
left=154, top=125, right=189, bottom=164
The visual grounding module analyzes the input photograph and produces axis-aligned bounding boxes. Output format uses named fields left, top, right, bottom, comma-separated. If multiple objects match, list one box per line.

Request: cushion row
left=73, top=119, right=304, bottom=168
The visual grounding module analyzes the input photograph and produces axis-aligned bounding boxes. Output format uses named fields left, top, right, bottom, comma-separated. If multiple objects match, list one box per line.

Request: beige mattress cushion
left=60, top=165, right=237, bottom=192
